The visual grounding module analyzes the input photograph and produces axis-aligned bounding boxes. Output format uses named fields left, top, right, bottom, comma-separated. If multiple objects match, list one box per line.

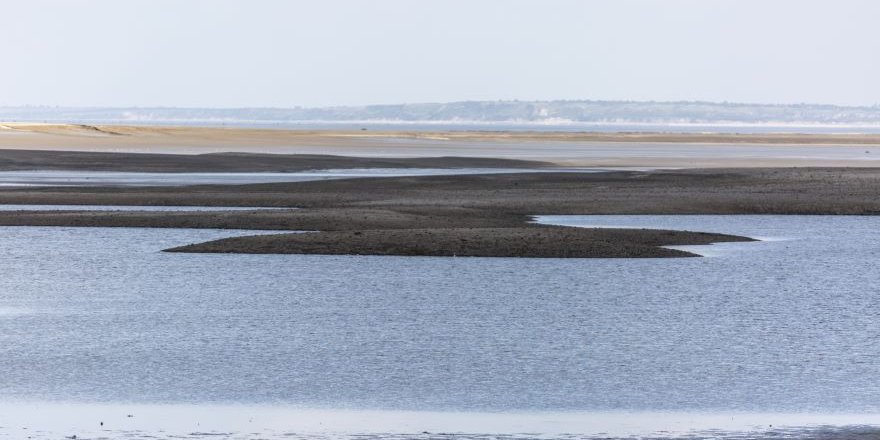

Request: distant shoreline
left=5, top=122, right=880, bottom=144
left=4, top=99, right=880, bottom=129
left=6, top=120, right=880, bottom=134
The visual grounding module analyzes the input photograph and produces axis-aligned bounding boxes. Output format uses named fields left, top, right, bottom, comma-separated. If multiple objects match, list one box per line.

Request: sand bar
left=3, top=123, right=880, bottom=167
left=2, top=166, right=879, bottom=257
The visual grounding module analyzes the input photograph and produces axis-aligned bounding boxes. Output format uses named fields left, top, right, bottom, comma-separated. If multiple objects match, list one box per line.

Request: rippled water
left=0, top=168, right=596, bottom=187
left=0, top=217, right=879, bottom=438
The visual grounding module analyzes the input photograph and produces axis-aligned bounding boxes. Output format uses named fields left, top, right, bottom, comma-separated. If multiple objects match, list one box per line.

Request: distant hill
left=3, top=100, right=880, bottom=126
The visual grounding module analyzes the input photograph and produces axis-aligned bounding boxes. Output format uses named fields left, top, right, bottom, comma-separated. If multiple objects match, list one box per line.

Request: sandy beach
left=2, top=123, right=880, bottom=167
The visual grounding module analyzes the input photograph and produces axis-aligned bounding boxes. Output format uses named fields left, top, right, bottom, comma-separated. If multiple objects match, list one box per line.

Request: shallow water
left=0, top=168, right=597, bottom=187
left=0, top=217, right=879, bottom=438
left=0, top=204, right=294, bottom=211
left=3, top=404, right=880, bottom=440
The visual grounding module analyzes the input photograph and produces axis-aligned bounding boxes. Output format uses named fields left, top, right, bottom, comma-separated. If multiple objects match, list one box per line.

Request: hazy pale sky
left=2, top=0, right=878, bottom=107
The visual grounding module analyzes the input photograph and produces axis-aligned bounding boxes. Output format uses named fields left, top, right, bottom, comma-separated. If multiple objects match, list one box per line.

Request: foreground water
left=1, top=217, right=879, bottom=438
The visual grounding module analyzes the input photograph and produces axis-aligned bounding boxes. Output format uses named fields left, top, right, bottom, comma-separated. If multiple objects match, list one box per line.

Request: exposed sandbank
left=2, top=165, right=879, bottom=257
left=165, top=227, right=751, bottom=258
left=0, top=149, right=551, bottom=173
left=0, top=167, right=877, bottom=215
left=2, top=123, right=880, bottom=167
left=5, top=123, right=880, bottom=145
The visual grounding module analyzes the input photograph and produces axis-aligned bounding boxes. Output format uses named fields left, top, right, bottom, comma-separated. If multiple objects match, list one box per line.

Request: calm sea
left=0, top=215, right=878, bottom=438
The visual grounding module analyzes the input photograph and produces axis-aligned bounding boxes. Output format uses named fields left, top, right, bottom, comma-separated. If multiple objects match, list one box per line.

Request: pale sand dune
left=2, top=123, right=880, bottom=167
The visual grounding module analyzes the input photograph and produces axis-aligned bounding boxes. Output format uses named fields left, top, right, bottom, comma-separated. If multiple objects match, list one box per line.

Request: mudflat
left=166, top=228, right=750, bottom=258
left=0, top=149, right=552, bottom=172
left=3, top=163, right=880, bottom=257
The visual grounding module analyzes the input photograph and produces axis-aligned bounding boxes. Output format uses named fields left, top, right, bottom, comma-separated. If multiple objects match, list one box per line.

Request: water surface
left=1, top=217, right=879, bottom=438
left=0, top=168, right=597, bottom=187
left=0, top=204, right=293, bottom=211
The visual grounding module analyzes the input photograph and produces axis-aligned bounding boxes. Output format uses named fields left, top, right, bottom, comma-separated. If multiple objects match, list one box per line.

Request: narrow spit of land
left=3, top=124, right=880, bottom=168
left=4, top=123, right=880, bottom=147
left=2, top=156, right=880, bottom=256
left=0, top=149, right=553, bottom=172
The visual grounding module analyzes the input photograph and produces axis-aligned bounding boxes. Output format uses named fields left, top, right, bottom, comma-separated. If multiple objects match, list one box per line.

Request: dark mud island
left=2, top=149, right=880, bottom=257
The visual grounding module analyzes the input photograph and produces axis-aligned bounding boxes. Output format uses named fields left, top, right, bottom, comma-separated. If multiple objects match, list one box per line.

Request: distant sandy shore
left=2, top=123, right=880, bottom=167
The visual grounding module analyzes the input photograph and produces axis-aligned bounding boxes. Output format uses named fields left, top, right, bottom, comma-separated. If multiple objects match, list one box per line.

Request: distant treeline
left=3, top=100, right=880, bottom=125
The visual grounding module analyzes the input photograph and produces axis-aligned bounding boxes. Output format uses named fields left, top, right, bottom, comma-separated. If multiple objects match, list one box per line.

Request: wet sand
left=1, top=131, right=878, bottom=258
left=0, top=149, right=551, bottom=172
left=166, top=227, right=751, bottom=258
left=3, top=164, right=880, bottom=257
left=3, top=124, right=880, bottom=167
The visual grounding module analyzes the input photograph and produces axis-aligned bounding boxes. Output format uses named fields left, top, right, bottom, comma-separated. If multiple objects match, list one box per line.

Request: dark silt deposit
left=1, top=157, right=879, bottom=257
left=166, top=227, right=754, bottom=258
left=0, top=149, right=553, bottom=172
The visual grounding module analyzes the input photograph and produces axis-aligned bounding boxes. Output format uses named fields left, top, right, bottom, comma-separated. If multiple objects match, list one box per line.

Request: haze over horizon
left=5, top=100, right=880, bottom=128
left=4, top=98, right=880, bottom=110
left=2, top=0, right=878, bottom=109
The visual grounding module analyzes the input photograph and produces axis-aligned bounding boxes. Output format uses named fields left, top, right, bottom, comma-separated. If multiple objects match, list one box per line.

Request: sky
left=1, top=0, right=878, bottom=108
